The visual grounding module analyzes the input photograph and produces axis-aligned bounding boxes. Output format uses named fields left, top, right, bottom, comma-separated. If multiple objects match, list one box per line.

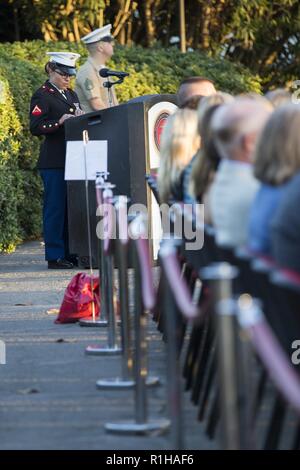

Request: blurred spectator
left=248, top=104, right=299, bottom=255
left=208, top=99, right=271, bottom=247
left=269, top=105, right=300, bottom=273
left=239, top=92, right=273, bottom=105
left=157, top=109, right=200, bottom=204
left=187, top=92, right=234, bottom=207
left=265, top=88, right=291, bottom=108
left=177, top=77, right=216, bottom=109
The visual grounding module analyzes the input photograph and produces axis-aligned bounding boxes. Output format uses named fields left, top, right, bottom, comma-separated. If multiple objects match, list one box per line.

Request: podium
left=65, top=94, right=177, bottom=268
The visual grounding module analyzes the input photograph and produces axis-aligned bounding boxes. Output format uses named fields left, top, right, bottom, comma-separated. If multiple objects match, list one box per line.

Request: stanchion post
left=98, top=180, right=108, bottom=323
left=96, top=199, right=160, bottom=389
left=201, top=263, right=240, bottom=449
left=236, top=295, right=261, bottom=449
left=159, top=239, right=185, bottom=450
left=216, top=297, right=241, bottom=449
left=104, top=216, right=169, bottom=434
left=79, top=172, right=111, bottom=328
left=113, top=196, right=132, bottom=379
left=118, top=222, right=132, bottom=382
left=106, top=244, right=117, bottom=349
left=83, top=130, right=96, bottom=321
left=133, top=241, right=148, bottom=423
left=85, top=187, right=121, bottom=355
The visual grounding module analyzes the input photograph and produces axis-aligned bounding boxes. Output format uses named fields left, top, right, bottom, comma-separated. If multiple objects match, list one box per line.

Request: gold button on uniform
left=69, top=108, right=74, bottom=112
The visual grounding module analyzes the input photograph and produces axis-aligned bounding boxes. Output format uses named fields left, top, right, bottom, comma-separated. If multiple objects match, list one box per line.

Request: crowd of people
left=157, top=78, right=300, bottom=274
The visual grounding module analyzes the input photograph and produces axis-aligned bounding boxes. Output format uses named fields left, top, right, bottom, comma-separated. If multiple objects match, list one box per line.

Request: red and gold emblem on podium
left=154, top=112, right=169, bottom=151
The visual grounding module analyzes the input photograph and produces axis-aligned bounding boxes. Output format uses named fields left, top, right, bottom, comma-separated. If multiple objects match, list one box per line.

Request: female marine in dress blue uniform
left=30, top=52, right=83, bottom=269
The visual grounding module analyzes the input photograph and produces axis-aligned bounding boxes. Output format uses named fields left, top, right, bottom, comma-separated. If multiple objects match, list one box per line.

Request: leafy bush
left=0, top=40, right=262, bottom=252
left=0, top=52, right=43, bottom=252
left=0, top=69, right=22, bottom=251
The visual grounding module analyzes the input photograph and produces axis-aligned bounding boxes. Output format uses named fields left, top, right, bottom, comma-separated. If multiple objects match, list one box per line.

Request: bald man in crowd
left=207, top=98, right=272, bottom=247
left=177, top=76, right=217, bottom=109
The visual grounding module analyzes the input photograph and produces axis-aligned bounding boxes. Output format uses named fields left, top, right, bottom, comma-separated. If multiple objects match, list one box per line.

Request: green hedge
left=0, top=40, right=262, bottom=252
left=0, top=53, right=43, bottom=251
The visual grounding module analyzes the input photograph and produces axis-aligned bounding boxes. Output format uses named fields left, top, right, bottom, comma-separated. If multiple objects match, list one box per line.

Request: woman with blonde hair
left=157, top=108, right=200, bottom=204
left=248, top=103, right=300, bottom=255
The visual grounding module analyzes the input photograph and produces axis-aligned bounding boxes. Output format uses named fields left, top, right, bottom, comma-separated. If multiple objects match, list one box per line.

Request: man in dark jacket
left=30, top=52, right=83, bottom=269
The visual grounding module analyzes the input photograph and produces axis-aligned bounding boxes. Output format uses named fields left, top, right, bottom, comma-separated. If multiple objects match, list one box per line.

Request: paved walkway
left=0, top=241, right=217, bottom=450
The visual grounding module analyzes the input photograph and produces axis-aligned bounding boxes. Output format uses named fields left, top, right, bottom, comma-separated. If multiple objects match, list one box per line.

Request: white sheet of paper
left=65, top=140, right=108, bottom=181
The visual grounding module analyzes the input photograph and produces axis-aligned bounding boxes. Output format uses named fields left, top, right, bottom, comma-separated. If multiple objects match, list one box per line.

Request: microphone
left=99, top=68, right=129, bottom=79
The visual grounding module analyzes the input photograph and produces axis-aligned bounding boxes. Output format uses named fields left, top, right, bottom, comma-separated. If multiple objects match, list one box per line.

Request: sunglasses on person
left=54, top=69, right=76, bottom=78
left=101, top=37, right=116, bottom=45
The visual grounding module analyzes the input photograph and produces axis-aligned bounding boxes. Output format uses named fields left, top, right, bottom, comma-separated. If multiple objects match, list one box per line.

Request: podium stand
left=65, top=94, right=177, bottom=268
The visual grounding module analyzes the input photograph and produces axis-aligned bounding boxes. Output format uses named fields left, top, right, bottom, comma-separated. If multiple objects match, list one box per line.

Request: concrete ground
left=0, top=240, right=217, bottom=450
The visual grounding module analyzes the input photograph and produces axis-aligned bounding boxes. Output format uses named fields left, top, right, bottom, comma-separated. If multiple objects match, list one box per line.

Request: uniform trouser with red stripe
left=40, top=169, right=69, bottom=261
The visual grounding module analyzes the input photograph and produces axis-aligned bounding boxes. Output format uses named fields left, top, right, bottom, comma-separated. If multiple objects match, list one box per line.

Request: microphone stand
left=80, top=71, right=125, bottom=327
left=103, top=77, right=125, bottom=108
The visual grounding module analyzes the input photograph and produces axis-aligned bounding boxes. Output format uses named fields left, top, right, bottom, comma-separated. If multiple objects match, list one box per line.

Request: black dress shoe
left=48, top=258, right=74, bottom=269
left=65, top=255, right=79, bottom=267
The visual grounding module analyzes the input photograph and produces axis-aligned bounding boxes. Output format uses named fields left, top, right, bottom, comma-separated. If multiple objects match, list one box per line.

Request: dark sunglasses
left=101, top=37, right=115, bottom=45
left=54, top=69, right=75, bottom=78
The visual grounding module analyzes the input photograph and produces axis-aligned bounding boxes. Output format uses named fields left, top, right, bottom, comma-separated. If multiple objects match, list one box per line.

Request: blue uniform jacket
left=29, top=80, right=81, bottom=169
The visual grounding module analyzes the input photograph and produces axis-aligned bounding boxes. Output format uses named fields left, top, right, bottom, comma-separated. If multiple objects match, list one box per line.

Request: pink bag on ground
left=55, top=273, right=100, bottom=324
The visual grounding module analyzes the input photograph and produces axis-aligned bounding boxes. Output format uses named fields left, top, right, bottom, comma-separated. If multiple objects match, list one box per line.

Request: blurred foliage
left=1, top=0, right=300, bottom=89
left=0, top=67, right=23, bottom=251
left=0, top=51, right=43, bottom=251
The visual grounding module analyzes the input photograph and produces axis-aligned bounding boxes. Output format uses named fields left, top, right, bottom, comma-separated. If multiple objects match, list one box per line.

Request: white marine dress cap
left=46, top=52, right=81, bottom=75
left=81, top=24, right=113, bottom=44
